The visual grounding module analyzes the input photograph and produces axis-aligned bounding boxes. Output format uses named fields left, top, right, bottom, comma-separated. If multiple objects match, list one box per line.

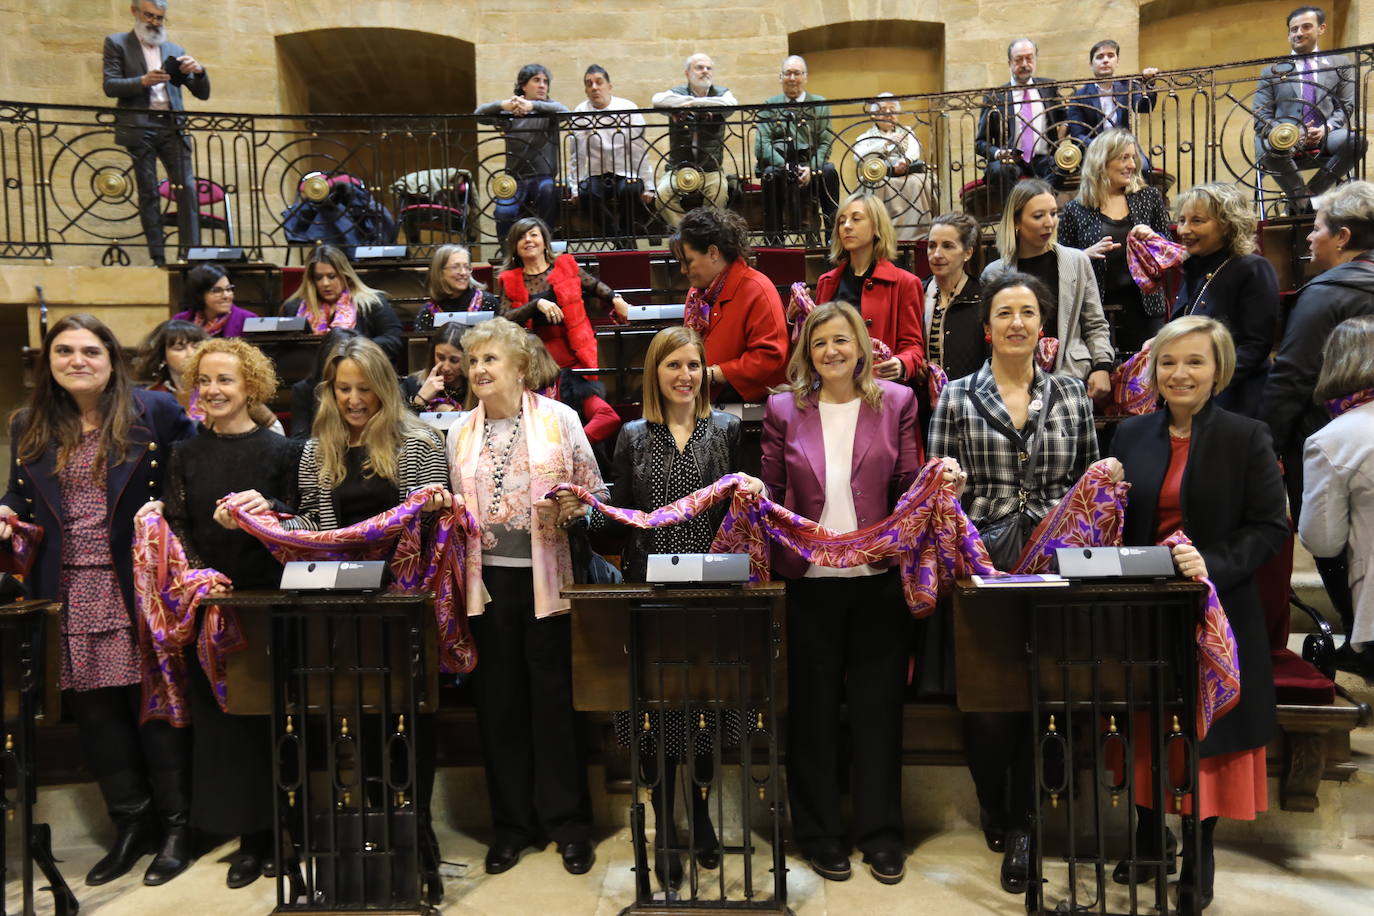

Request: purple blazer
left=171, top=305, right=256, bottom=337
left=760, top=379, right=921, bottom=579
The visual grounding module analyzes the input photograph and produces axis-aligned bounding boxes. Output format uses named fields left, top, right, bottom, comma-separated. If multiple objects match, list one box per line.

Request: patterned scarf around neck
left=196, top=309, right=231, bottom=337
left=298, top=289, right=358, bottom=334
left=1328, top=387, right=1374, bottom=418
left=684, top=266, right=730, bottom=334
left=132, top=486, right=479, bottom=726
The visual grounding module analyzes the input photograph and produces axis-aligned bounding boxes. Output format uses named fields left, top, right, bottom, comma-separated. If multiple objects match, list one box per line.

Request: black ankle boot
left=1112, top=805, right=1176, bottom=885
left=86, top=813, right=159, bottom=886
left=1178, top=817, right=1216, bottom=912
left=690, top=793, right=720, bottom=870
left=649, top=783, right=684, bottom=891
left=419, top=815, right=444, bottom=904
left=143, top=822, right=191, bottom=886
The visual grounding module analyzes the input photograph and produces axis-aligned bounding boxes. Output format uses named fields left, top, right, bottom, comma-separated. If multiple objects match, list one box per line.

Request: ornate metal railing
left=1, top=44, right=1370, bottom=265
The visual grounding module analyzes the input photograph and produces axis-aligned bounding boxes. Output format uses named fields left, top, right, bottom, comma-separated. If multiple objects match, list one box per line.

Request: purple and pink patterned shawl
left=1036, top=336, right=1060, bottom=373
left=229, top=485, right=478, bottom=675
left=0, top=518, right=43, bottom=576
left=1104, top=342, right=1158, bottom=418
left=296, top=290, right=358, bottom=335
left=132, top=513, right=234, bottom=726
left=684, top=268, right=729, bottom=334
left=1009, top=462, right=1130, bottom=574
left=1161, top=530, right=1242, bottom=740
left=926, top=364, right=950, bottom=409
left=1127, top=234, right=1187, bottom=295
left=1328, top=387, right=1374, bottom=419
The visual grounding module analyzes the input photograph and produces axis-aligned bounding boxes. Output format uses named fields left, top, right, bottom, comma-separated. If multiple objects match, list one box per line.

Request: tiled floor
left=10, top=667, right=1374, bottom=915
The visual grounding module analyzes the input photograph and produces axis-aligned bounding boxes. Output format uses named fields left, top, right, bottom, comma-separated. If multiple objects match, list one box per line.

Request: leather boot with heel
left=143, top=768, right=192, bottom=886
left=86, top=770, right=159, bottom=887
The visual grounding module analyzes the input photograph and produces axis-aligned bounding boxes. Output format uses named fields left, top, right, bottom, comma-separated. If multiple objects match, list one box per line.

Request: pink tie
left=1018, top=89, right=1037, bottom=161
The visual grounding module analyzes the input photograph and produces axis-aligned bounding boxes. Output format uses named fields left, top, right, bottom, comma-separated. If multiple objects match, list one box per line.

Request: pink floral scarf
left=1103, top=342, right=1158, bottom=418
left=684, top=268, right=730, bottom=334
left=1328, top=387, right=1374, bottom=418
left=1161, top=530, right=1242, bottom=739
left=297, top=290, right=358, bottom=334
left=0, top=517, right=43, bottom=576
left=1127, top=234, right=1187, bottom=295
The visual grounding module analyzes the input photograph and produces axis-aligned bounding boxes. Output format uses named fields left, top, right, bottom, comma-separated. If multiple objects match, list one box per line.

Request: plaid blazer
left=927, top=364, right=1099, bottom=527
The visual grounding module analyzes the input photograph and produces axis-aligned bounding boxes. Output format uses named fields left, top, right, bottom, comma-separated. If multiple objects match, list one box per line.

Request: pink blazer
left=760, top=379, right=921, bottom=579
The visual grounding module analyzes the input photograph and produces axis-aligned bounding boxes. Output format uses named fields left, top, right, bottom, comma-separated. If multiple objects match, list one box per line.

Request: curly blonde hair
left=181, top=337, right=279, bottom=405
left=1175, top=182, right=1257, bottom=257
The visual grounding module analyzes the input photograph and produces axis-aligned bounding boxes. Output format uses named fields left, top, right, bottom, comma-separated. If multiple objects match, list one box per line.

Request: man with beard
left=652, top=54, right=738, bottom=227
left=103, top=0, right=210, bottom=267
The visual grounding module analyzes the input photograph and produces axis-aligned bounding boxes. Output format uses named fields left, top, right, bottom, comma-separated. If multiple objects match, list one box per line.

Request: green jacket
left=754, top=92, right=834, bottom=172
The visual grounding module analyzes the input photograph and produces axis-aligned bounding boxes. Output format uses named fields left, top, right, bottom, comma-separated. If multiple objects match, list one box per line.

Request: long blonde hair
left=778, top=301, right=884, bottom=411
left=1076, top=129, right=1146, bottom=211
left=312, top=337, right=429, bottom=486
left=828, top=191, right=897, bottom=265
left=298, top=245, right=385, bottom=320
left=996, top=178, right=1057, bottom=264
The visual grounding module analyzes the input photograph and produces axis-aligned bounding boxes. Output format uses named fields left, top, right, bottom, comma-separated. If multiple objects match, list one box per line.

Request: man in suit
left=1066, top=40, right=1158, bottom=169
left=755, top=55, right=839, bottom=245
left=975, top=38, right=1067, bottom=209
left=1254, top=5, right=1366, bottom=210
left=102, top=0, right=210, bottom=267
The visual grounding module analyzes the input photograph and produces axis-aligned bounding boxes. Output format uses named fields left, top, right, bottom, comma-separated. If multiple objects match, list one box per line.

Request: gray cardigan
left=983, top=244, right=1115, bottom=380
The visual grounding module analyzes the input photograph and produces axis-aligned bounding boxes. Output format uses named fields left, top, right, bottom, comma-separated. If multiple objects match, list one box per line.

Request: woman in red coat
left=673, top=207, right=789, bottom=403
left=497, top=216, right=631, bottom=370
left=815, top=191, right=925, bottom=383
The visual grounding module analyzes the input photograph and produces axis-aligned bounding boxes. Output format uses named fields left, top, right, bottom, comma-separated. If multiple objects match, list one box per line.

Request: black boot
left=649, top=759, right=683, bottom=892
left=86, top=770, right=159, bottom=886
left=30, top=822, right=79, bottom=915
left=690, top=754, right=720, bottom=870
left=144, top=768, right=192, bottom=886
left=1178, top=816, right=1216, bottom=912
left=227, top=830, right=269, bottom=889
left=1112, top=805, right=1177, bottom=885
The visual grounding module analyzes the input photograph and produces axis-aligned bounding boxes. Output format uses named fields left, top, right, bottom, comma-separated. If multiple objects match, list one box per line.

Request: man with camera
left=755, top=56, right=839, bottom=246
left=103, top=0, right=210, bottom=266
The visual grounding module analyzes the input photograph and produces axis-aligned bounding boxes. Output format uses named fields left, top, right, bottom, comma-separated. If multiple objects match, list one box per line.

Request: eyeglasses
left=210, top=285, right=235, bottom=295
left=137, top=9, right=166, bottom=24
left=781, top=69, right=806, bottom=78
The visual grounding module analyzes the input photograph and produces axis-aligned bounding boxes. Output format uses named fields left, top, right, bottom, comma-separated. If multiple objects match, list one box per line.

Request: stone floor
left=8, top=665, right=1374, bottom=915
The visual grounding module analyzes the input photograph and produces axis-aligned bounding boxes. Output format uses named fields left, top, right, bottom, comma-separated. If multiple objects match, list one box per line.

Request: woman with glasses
left=172, top=264, right=256, bottom=338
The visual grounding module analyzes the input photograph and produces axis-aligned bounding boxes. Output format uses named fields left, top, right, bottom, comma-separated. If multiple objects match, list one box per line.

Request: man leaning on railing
left=475, top=63, right=569, bottom=245
left=652, top=54, right=737, bottom=228
left=102, top=0, right=210, bottom=268
left=566, top=65, right=655, bottom=246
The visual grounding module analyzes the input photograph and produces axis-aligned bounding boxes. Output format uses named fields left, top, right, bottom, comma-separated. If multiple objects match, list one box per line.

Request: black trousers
left=126, top=127, right=200, bottom=263
left=577, top=173, right=643, bottom=239
left=785, top=570, right=910, bottom=857
left=66, top=683, right=191, bottom=819
left=761, top=162, right=839, bottom=238
left=470, top=566, right=590, bottom=847
left=983, top=152, right=1058, bottom=205
left=963, top=712, right=1034, bottom=833
left=185, top=647, right=272, bottom=838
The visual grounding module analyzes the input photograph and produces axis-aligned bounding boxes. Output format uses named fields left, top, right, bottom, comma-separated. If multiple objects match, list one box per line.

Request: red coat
left=499, top=254, right=599, bottom=370
left=815, top=258, right=926, bottom=380
left=702, top=258, right=788, bottom=402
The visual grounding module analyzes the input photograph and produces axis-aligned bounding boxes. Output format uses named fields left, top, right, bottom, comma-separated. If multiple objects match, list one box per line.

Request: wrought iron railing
left=2, top=45, right=1369, bottom=265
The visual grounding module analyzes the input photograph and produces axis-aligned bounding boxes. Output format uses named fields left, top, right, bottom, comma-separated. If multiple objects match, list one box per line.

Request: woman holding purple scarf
left=762, top=300, right=919, bottom=886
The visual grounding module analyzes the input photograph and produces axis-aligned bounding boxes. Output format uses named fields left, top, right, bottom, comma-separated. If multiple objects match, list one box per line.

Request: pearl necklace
left=483, top=413, right=522, bottom=519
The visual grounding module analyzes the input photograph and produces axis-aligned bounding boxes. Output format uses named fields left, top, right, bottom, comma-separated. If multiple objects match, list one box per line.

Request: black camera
left=161, top=55, right=190, bottom=87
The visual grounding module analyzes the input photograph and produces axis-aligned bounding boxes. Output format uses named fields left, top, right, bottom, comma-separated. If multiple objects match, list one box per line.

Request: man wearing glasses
left=103, top=0, right=210, bottom=266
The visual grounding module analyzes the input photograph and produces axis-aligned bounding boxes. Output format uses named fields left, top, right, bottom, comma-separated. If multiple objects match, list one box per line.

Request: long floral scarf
left=1161, top=530, right=1242, bottom=739
left=1103, top=341, right=1158, bottom=418
left=132, top=513, right=235, bottom=726
left=297, top=290, right=358, bottom=334
left=684, top=268, right=729, bottom=334
left=1127, top=233, right=1187, bottom=295
left=230, top=485, right=478, bottom=674
left=1328, top=387, right=1374, bottom=418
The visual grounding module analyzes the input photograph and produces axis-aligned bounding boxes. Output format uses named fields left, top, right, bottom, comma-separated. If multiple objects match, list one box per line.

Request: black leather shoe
left=806, top=840, right=852, bottom=882
left=1177, top=883, right=1214, bottom=912
left=86, top=816, right=159, bottom=886
left=226, top=853, right=263, bottom=889
left=262, top=856, right=279, bottom=879
left=484, top=841, right=526, bottom=875
left=983, top=828, right=1005, bottom=853
left=559, top=839, right=595, bottom=875
left=1000, top=830, right=1030, bottom=894
left=144, top=824, right=192, bottom=886
left=692, top=811, right=721, bottom=870
left=863, top=848, right=906, bottom=885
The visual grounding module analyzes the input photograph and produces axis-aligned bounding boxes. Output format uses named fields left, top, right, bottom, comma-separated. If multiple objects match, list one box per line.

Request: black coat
left=1171, top=250, right=1279, bottom=418
left=1058, top=188, right=1172, bottom=318
left=1262, top=252, right=1374, bottom=460
left=1110, top=402, right=1288, bottom=758
left=2, top=389, right=195, bottom=618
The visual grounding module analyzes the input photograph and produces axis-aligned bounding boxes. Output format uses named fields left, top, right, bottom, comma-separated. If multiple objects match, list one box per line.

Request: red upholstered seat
left=1261, top=530, right=1336, bottom=705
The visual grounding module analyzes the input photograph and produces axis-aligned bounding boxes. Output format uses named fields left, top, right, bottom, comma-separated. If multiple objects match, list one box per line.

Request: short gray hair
left=1008, top=38, right=1038, bottom=60
left=1314, top=314, right=1374, bottom=402
left=141, top=0, right=169, bottom=10
left=1314, top=180, right=1374, bottom=250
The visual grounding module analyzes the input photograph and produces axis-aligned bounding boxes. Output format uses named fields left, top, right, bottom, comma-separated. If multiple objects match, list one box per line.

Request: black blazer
left=1058, top=188, right=1172, bottom=317
left=1110, top=402, right=1288, bottom=758
left=101, top=30, right=211, bottom=146
left=2, top=389, right=195, bottom=619
left=975, top=79, right=1066, bottom=162
left=1065, top=79, right=1157, bottom=146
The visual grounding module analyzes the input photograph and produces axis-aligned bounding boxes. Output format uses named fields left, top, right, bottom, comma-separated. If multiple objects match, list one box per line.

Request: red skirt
left=1111, top=713, right=1268, bottom=821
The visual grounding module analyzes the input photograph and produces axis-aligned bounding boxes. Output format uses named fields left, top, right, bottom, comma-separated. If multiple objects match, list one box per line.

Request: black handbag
left=971, top=379, right=1055, bottom=572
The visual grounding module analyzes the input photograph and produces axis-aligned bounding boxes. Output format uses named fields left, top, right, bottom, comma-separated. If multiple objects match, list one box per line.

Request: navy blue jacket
left=2, top=389, right=194, bottom=619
